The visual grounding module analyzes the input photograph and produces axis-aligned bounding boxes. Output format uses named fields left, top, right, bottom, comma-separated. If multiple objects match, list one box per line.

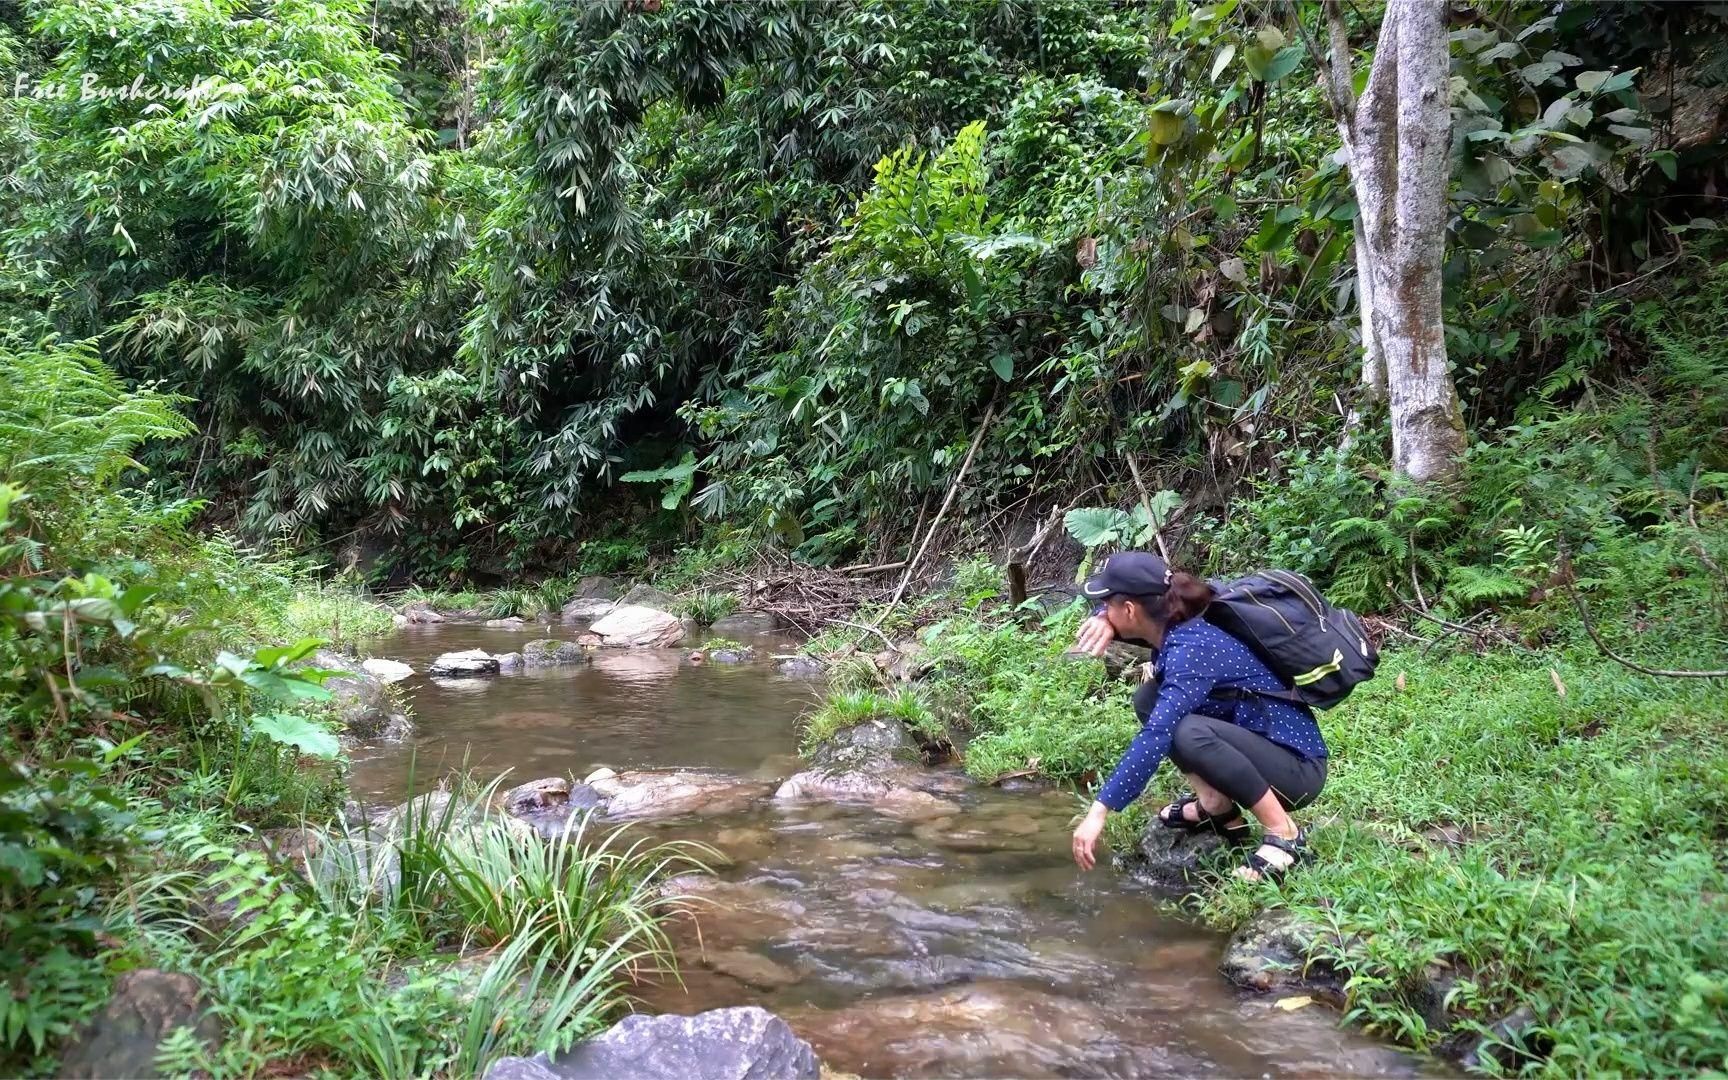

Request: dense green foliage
left=5, top=0, right=1722, bottom=576
left=0, top=338, right=697, bottom=1076
left=7, top=0, right=1728, bottom=1074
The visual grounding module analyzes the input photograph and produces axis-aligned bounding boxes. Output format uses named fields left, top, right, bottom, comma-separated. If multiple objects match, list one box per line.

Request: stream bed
left=349, top=623, right=1428, bottom=1078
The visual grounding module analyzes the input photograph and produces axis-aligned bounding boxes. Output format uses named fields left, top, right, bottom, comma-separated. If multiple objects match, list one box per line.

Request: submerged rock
left=702, top=948, right=803, bottom=990
left=586, top=769, right=774, bottom=820
left=777, top=656, right=825, bottom=677
left=708, top=646, right=753, bottom=664
left=710, top=610, right=781, bottom=636
left=589, top=605, right=686, bottom=647
left=427, top=649, right=501, bottom=677
left=484, top=616, right=526, bottom=629
left=313, top=649, right=409, bottom=739
left=785, top=981, right=1118, bottom=1079
left=486, top=1006, right=819, bottom=1080
left=57, top=969, right=221, bottom=1080
left=774, top=770, right=959, bottom=820
left=494, top=651, right=524, bottom=673
left=522, top=639, right=587, bottom=667
left=360, top=657, right=414, bottom=683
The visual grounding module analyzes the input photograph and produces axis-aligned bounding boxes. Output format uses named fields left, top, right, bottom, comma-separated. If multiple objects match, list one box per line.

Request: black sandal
left=1237, top=829, right=1309, bottom=884
left=1158, top=795, right=1252, bottom=844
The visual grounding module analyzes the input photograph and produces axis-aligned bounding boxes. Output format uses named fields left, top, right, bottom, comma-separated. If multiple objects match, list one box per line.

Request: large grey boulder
left=589, top=605, right=685, bottom=647
left=312, top=649, right=409, bottom=739
left=427, top=649, right=501, bottom=677
left=486, top=1007, right=819, bottom=1080
left=400, top=601, right=446, bottom=624
left=710, top=610, right=780, bottom=637
left=619, top=583, right=679, bottom=612
left=522, top=639, right=587, bottom=667
left=572, top=575, right=621, bottom=599
left=57, top=969, right=221, bottom=1079
left=560, top=597, right=618, bottom=622
left=776, top=718, right=958, bottom=819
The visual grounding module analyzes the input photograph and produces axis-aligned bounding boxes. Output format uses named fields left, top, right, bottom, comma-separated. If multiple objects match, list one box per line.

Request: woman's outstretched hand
left=1072, top=801, right=1109, bottom=871
left=1075, top=614, right=1115, bottom=658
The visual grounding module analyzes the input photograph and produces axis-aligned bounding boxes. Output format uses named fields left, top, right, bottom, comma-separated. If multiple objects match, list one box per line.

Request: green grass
left=676, top=590, right=739, bottom=627
left=122, top=782, right=712, bottom=1078
left=279, top=584, right=395, bottom=648
left=1192, top=649, right=1728, bottom=1075
left=801, top=686, right=945, bottom=753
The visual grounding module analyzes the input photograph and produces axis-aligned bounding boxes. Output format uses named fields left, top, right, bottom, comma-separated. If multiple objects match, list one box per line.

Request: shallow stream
left=349, top=623, right=1426, bottom=1078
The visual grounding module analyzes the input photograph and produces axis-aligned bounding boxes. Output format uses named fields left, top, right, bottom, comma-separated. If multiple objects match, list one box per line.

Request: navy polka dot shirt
left=1096, top=618, right=1328, bottom=812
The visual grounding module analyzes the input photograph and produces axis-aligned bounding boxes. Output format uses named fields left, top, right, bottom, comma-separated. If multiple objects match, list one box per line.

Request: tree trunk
left=1320, top=0, right=1466, bottom=482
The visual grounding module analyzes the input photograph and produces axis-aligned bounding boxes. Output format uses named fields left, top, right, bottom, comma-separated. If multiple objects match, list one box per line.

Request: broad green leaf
left=989, top=353, right=1014, bottom=382
left=1262, top=45, right=1304, bottom=84
left=249, top=713, right=340, bottom=759
left=1064, top=507, right=1133, bottom=549
left=1574, top=70, right=1610, bottom=93
left=1650, top=150, right=1678, bottom=181
left=1211, top=44, right=1236, bottom=82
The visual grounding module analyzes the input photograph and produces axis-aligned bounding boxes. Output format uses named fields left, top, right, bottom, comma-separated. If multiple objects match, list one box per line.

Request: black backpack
left=1203, top=569, right=1379, bottom=710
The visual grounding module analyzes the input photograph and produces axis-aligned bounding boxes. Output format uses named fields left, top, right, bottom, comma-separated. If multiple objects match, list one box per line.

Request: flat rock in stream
left=487, top=1007, right=818, bottom=1080
left=588, top=605, right=686, bottom=648
left=427, top=649, right=501, bottom=677
left=586, top=768, right=773, bottom=820
left=777, top=656, right=825, bottom=677
left=774, top=770, right=959, bottom=820
left=785, top=981, right=1130, bottom=1079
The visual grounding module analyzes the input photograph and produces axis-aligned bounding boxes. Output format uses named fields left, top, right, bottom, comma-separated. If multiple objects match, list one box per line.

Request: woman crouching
left=1068, top=552, right=1327, bottom=883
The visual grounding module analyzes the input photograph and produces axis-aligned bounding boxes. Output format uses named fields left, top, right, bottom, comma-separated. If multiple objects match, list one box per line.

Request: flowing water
left=349, top=623, right=1428, bottom=1079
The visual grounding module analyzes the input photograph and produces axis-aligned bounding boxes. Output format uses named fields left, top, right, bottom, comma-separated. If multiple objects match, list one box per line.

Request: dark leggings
left=1167, top=713, right=1327, bottom=814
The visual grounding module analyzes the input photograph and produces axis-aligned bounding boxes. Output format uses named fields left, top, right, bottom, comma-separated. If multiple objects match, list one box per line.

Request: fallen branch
left=1558, top=558, right=1728, bottom=679
left=1123, top=451, right=1172, bottom=562
left=874, top=402, right=997, bottom=626
left=829, top=619, right=896, bottom=649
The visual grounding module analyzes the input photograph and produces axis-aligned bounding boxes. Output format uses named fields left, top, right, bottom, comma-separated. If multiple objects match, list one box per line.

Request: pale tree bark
left=1303, top=0, right=1466, bottom=482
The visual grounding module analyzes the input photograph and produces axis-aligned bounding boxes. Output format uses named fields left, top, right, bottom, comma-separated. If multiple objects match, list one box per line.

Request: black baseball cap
left=1082, top=551, right=1173, bottom=600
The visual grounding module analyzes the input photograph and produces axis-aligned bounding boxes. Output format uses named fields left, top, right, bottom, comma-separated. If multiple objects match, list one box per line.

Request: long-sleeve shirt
left=1095, top=617, right=1328, bottom=812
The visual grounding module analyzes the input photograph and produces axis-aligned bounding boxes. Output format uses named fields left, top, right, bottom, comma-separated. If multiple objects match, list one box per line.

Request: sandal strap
left=1259, top=829, right=1307, bottom=858
left=1158, top=794, right=1203, bottom=829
